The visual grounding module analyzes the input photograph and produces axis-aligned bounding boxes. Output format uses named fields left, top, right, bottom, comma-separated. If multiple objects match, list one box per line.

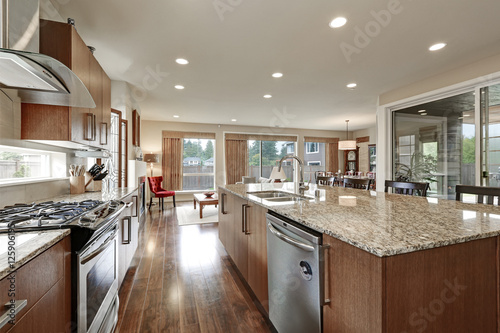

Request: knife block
left=70, top=176, right=85, bottom=194
left=85, top=172, right=102, bottom=192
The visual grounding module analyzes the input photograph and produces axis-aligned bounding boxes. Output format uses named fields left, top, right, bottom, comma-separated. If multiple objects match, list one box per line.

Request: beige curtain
left=225, top=139, right=248, bottom=184
left=162, top=137, right=183, bottom=190
left=325, top=140, right=339, bottom=172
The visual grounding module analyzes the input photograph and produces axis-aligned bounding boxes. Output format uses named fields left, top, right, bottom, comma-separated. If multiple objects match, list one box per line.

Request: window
left=306, top=142, right=319, bottom=154
left=393, top=90, right=475, bottom=198
left=0, top=145, right=65, bottom=183
left=182, top=138, right=215, bottom=190
left=303, top=142, right=326, bottom=181
left=248, top=140, right=295, bottom=181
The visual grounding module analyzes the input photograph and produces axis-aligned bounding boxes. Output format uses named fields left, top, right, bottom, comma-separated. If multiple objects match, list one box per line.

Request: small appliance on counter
left=85, top=163, right=108, bottom=192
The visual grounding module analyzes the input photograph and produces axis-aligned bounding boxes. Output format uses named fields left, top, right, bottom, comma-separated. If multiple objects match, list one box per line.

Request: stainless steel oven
left=77, top=222, right=119, bottom=333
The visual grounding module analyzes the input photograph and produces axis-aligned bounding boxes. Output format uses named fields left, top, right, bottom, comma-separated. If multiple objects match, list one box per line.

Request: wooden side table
left=193, top=193, right=219, bottom=219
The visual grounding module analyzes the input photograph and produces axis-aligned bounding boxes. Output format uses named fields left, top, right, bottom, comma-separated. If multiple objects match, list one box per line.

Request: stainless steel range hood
left=0, top=0, right=95, bottom=108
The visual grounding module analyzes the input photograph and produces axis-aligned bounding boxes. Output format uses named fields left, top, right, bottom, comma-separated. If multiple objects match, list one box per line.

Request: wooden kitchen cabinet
left=232, top=195, right=249, bottom=280
left=0, top=236, right=71, bottom=333
left=118, top=190, right=140, bottom=287
left=246, top=202, right=269, bottom=312
left=21, top=19, right=111, bottom=149
left=217, top=190, right=269, bottom=312
left=218, top=189, right=235, bottom=258
left=322, top=233, right=497, bottom=333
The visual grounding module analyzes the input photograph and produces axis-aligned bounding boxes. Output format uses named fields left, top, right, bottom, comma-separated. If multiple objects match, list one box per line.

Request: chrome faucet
left=278, top=154, right=309, bottom=196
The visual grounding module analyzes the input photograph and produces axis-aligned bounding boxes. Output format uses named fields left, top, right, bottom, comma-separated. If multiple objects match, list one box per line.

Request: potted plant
left=395, top=152, right=437, bottom=183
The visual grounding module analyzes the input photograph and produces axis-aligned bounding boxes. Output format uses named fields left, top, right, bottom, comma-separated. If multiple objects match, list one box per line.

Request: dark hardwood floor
left=115, top=202, right=273, bottom=333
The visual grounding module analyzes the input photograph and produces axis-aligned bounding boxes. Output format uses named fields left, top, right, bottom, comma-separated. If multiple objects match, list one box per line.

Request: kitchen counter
left=0, top=229, right=70, bottom=280
left=220, top=183, right=500, bottom=257
left=38, top=187, right=138, bottom=203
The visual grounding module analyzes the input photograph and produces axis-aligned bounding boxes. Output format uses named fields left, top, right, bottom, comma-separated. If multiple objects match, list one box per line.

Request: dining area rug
left=176, top=205, right=219, bottom=226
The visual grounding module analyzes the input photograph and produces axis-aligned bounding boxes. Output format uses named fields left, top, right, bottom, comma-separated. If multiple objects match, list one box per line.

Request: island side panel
left=323, top=234, right=384, bottom=333
left=385, top=236, right=497, bottom=333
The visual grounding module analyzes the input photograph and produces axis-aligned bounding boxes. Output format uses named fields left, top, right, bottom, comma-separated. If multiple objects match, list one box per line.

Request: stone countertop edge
left=0, top=229, right=70, bottom=280
left=218, top=184, right=500, bottom=258
left=37, top=187, right=139, bottom=203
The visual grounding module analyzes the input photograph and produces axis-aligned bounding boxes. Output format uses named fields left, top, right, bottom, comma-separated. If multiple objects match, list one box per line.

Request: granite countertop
left=0, top=229, right=70, bottom=280
left=220, top=183, right=500, bottom=257
left=39, top=187, right=138, bottom=203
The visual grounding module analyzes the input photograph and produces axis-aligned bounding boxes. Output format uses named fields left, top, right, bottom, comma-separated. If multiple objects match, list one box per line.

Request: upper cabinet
left=21, top=19, right=111, bottom=150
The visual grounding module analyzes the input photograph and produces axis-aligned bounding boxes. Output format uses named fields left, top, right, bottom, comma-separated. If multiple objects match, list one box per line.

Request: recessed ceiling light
left=174, top=85, right=185, bottom=90
left=463, top=114, right=470, bottom=117
left=173, top=115, right=179, bottom=118
left=429, top=43, right=446, bottom=51
left=231, top=119, right=237, bottom=122
left=263, top=94, right=272, bottom=98
left=329, top=17, right=347, bottom=28
left=272, top=72, right=283, bottom=78
left=421, top=113, right=428, bottom=116
left=346, top=83, right=357, bottom=89
left=418, top=109, right=426, bottom=113
left=175, top=58, right=189, bottom=65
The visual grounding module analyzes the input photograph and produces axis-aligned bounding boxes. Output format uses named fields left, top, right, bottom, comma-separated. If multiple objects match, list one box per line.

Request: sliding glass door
left=393, top=91, right=475, bottom=198
left=480, top=83, right=500, bottom=187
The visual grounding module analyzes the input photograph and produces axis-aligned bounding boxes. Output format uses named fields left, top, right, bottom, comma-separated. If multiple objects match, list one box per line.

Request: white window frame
left=182, top=138, right=216, bottom=191
left=0, top=145, right=66, bottom=185
left=306, top=142, right=319, bottom=154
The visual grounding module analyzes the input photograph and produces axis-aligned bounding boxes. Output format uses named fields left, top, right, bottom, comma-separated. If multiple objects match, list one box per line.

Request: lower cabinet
left=218, top=190, right=269, bottom=312
left=0, top=235, right=71, bottom=333
left=118, top=190, right=140, bottom=287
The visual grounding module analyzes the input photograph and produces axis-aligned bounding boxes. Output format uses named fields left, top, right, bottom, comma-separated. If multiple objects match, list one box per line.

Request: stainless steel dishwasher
left=266, top=212, right=326, bottom=333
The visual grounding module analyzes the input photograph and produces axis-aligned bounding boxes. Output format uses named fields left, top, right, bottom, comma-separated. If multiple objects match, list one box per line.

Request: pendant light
left=338, top=120, right=357, bottom=150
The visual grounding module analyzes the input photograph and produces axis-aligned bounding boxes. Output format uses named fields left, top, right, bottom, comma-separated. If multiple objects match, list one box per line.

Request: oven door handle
left=81, top=228, right=118, bottom=265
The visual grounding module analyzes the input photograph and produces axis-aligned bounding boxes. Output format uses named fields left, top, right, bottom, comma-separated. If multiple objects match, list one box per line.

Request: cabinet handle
left=122, top=217, right=131, bottom=244
left=242, top=204, right=250, bottom=235
left=221, top=193, right=227, bottom=214
left=132, top=195, right=138, bottom=217
left=84, top=113, right=93, bottom=140
left=321, top=244, right=331, bottom=306
left=0, top=300, right=27, bottom=329
left=100, top=123, right=108, bottom=145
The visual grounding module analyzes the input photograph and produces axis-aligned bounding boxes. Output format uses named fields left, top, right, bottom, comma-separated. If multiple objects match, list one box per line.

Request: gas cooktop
left=0, top=200, right=121, bottom=232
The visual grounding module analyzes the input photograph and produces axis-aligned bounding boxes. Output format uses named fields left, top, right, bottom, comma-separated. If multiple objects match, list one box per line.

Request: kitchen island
left=219, top=183, right=500, bottom=333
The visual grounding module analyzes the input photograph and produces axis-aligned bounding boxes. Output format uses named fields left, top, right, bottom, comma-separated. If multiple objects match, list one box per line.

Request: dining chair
left=384, top=180, right=429, bottom=196
left=343, top=178, right=371, bottom=190
left=326, top=171, right=334, bottom=177
left=355, top=171, right=364, bottom=177
left=316, top=176, right=336, bottom=186
left=367, top=172, right=375, bottom=179
left=455, top=185, right=500, bottom=205
left=346, top=170, right=354, bottom=176
left=147, top=176, right=176, bottom=210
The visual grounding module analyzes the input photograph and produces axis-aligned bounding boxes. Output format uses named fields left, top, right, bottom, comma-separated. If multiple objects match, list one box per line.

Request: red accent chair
left=147, top=176, right=176, bottom=210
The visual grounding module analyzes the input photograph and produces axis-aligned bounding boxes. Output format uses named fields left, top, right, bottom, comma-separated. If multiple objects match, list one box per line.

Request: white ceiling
left=52, top=0, right=500, bottom=131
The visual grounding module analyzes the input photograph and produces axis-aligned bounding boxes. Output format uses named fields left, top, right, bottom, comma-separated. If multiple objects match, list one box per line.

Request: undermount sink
left=247, top=191, right=312, bottom=202
left=247, top=191, right=295, bottom=199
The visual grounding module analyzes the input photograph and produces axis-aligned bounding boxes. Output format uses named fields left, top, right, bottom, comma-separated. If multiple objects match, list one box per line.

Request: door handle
left=100, top=122, right=108, bottom=145
left=221, top=193, right=227, bottom=214
left=122, top=217, right=131, bottom=244
left=0, top=300, right=27, bottom=329
left=267, top=221, right=314, bottom=252
left=243, top=204, right=250, bottom=235
left=321, top=244, right=331, bottom=306
left=84, top=113, right=93, bottom=140
left=132, top=195, right=138, bottom=217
